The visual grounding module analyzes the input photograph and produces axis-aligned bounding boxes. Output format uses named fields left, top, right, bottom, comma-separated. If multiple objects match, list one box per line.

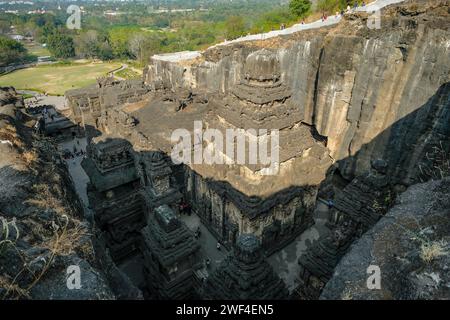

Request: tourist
left=179, top=201, right=190, bottom=215
left=216, top=242, right=221, bottom=250
left=347, top=5, right=351, bottom=12
left=194, top=226, right=201, bottom=239
left=186, top=203, right=192, bottom=216
left=178, top=202, right=184, bottom=215
left=327, top=199, right=335, bottom=209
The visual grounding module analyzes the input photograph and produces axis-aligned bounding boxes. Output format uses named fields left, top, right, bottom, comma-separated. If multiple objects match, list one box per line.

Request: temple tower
left=186, top=48, right=332, bottom=253
left=82, top=137, right=145, bottom=261
left=202, top=234, right=289, bottom=299
left=297, top=159, right=393, bottom=299
left=136, top=151, right=183, bottom=212
left=141, top=205, right=201, bottom=299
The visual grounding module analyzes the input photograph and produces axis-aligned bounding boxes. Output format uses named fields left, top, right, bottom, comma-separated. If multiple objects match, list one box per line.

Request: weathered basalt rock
left=321, top=178, right=450, bottom=300
left=141, top=205, right=201, bottom=299
left=297, top=159, right=394, bottom=299
left=83, top=137, right=145, bottom=262
left=203, top=234, right=289, bottom=300
left=0, top=87, right=114, bottom=299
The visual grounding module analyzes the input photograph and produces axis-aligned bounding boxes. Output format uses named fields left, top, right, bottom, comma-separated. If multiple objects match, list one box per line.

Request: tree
left=47, top=33, right=75, bottom=59
left=153, top=16, right=170, bottom=29
left=0, top=36, right=27, bottom=66
left=96, top=41, right=114, bottom=61
left=0, top=20, right=10, bottom=35
left=75, top=30, right=101, bottom=59
left=128, top=33, right=148, bottom=64
left=225, top=16, right=246, bottom=40
left=317, top=0, right=341, bottom=13
left=108, top=26, right=137, bottom=58
left=289, top=0, right=312, bottom=18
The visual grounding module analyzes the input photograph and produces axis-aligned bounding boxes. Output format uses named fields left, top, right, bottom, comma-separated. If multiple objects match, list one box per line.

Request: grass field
left=115, top=67, right=142, bottom=80
left=0, top=61, right=122, bottom=95
left=25, top=43, right=51, bottom=57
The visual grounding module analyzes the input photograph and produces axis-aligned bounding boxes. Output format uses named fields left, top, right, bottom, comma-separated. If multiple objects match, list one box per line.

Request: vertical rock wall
left=144, top=2, right=450, bottom=183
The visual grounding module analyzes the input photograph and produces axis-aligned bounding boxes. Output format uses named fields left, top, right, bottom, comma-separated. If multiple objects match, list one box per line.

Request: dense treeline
left=0, top=35, right=28, bottom=66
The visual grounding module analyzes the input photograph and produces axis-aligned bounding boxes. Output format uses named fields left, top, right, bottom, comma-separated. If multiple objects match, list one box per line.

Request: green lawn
left=0, top=61, right=122, bottom=95
left=25, top=44, right=51, bottom=57
left=115, top=67, right=141, bottom=80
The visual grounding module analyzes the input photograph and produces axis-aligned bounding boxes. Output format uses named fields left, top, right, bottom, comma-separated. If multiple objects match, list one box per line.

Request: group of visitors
left=194, top=226, right=201, bottom=239
left=25, top=92, right=49, bottom=108
left=280, top=1, right=369, bottom=29
left=179, top=200, right=192, bottom=216
left=347, top=1, right=366, bottom=12
left=62, top=144, right=86, bottom=161
left=62, top=149, right=85, bottom=160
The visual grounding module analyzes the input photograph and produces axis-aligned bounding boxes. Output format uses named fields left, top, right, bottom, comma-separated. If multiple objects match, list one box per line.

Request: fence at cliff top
left=152, top=51, right=203, bottom=63
left=151, top=0, right=405, bottom=63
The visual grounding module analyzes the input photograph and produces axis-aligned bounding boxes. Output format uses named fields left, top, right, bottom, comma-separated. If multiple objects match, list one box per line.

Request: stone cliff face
left=0, top=87, right=114, bottom=299
left=320, top=178, right=450, bottom=300
left=145, top=0, right=450, bottom=184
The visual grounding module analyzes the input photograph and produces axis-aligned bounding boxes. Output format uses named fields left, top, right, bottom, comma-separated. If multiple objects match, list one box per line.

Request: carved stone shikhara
left=297, top=159, right=394, bottom=299
left=203, top=234, right=289, bottom=300
left=82, top=137, right=145, bottom=261
left=141, top=205, right=201, bottom=299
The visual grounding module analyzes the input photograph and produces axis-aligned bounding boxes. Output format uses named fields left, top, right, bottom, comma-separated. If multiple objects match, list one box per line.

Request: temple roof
left=141, top=205, right=200, bottom=268
left=298, top=234, right=351, bottom=280
left=243, top=49, right=281, bottom=81
left=203, top=234, right=289, bottom=300
left=82, top=157, right=138, bottom=192
left=333, top=159, right=391, bottom=229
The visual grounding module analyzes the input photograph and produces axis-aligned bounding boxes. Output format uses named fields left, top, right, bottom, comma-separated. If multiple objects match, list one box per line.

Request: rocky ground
left=1, top=0, right=449, bottom=300
left=0, top=87, right=114, bottom=299
left=321, top=178, right=450, bottom=300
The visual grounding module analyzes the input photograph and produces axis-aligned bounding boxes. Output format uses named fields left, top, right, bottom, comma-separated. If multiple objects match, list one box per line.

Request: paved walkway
left=18, top=90, right=68, bottom=111
left=152, top=0, right=405, bottom=63
left=215, top=0, right=404, bottom=46
left=180, top=213, right=229, bottom=271
left=110, top=63, right=128, bottom=81
left=177, top=200, right=331, bottom=292
left=267, top=202, right=331, bottom=293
